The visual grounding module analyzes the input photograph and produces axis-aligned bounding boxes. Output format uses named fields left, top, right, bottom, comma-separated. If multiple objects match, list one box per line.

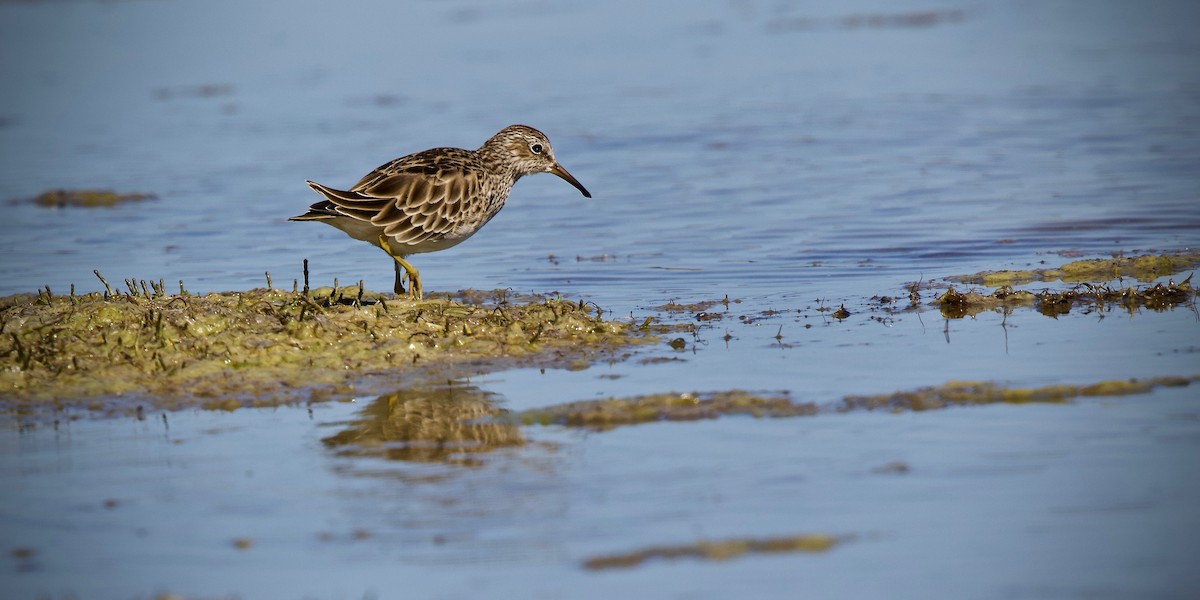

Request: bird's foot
left=381, top=235, right=423, bottom=301
left=405, top=271, right=423, bottom=301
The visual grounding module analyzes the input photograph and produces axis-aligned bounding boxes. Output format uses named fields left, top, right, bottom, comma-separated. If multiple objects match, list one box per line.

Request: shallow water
left=4, top=386, right=1199, bottom=598
left=1, top=0, right=1199, bottom=597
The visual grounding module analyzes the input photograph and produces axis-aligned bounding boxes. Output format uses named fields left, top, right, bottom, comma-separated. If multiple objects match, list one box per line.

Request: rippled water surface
left=2, top=0, right=1199, bottom=598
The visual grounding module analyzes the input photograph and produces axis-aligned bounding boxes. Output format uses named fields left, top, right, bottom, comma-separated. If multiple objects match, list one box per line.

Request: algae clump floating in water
left=26, top=189, right=157, bottom=208
left=945, top=251, right=1200, bottom=287
left=933, top=252, right=1196, bottom=318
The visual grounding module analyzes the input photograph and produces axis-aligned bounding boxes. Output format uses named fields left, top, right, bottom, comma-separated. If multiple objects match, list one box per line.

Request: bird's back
left=349, top=147, right=483, bottom=192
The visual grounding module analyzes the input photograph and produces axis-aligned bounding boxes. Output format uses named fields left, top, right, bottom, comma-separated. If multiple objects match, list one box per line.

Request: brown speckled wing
left=368, top=172, right=478, bottom=244
left=349, top=148, right=454, bottom=192
left=322, top=150, right=483, bottom=246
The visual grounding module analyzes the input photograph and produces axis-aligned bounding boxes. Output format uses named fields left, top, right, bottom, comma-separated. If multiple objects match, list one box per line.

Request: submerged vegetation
left=513, top=376, right=1198, bottom=432
left=839, top=376, right=1197, bottom=412
left=517, top=390, right=815, bottom=430
left=0, top=271, right=655, bottom=413
left=25, top=189, right=157, bottom=208
left=583, top=533, right=844, bottom=570
left=307, top=374, right=1198, bottom=468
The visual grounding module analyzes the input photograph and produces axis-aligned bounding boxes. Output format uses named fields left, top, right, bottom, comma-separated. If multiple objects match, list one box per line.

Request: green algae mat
left=0, top=282, right=654, bottom=413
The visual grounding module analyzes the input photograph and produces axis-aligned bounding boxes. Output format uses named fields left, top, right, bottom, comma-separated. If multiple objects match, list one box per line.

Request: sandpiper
left=291, top=124, right=591, bottom=299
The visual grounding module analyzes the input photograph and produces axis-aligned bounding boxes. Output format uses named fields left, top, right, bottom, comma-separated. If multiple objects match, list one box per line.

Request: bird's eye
left=530, top=143, right=544, bottom=154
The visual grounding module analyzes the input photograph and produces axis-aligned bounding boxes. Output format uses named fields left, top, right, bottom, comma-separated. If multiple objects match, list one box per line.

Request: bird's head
left=482, top=124, right=591, bottom=198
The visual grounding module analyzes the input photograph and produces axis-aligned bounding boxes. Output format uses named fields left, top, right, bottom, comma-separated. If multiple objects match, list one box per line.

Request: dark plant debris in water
left=927, top=252, right=1199, bottom=318
left=0, top=272, right=656, bottom=414
left=23, top=189, right=157, bottom=208
left=631, top=256, right=1194, bottom=333
left=934, top=274, right=1193, bottom=318
left=583, top=533, right=845, bottom=570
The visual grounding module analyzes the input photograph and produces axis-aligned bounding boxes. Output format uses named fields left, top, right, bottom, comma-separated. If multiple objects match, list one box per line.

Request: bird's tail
left=289, top=180, right=351, bottom=220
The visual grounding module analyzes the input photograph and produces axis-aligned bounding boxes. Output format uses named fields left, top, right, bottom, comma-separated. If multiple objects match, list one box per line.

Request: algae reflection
left=322, top=382, right=524, bottom=466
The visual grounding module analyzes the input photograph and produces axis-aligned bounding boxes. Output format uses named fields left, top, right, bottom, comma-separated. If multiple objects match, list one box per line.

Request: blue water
left=3, top=386, right=1198, bottom=598
left=1, top=0, right=1199, bottom=598
left=1, top=0, right=1197, bottom=305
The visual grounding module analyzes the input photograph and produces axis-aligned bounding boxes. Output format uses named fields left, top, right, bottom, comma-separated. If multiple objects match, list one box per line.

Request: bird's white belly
left=324, top=215, right=477, bottom=256
left=394, top=233, right=472, bottom=255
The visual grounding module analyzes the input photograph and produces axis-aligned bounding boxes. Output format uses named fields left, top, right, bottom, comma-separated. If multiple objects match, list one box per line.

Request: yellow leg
left=379, top=235, right=423, bottom=300
left=395, top=256, right=422, bottom=300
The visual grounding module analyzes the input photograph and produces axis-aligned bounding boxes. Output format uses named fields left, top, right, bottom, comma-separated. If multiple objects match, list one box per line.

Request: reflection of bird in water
left=322, top=383, right=523, bottom=465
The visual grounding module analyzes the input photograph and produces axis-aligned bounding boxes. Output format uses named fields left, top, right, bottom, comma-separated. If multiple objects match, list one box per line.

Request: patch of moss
left=947, top=252, right=1200, bottom=286
left=0, top=280, right=656, bottom=414
left=583, top=533, right=843, bottom=570
left=28, top=189, right=157, bottom=208
left=517, top=390, right=816, bottom=430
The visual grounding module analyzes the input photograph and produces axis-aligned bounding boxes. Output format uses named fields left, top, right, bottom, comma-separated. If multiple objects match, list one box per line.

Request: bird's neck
left=476, top=143, right=523, bottom=182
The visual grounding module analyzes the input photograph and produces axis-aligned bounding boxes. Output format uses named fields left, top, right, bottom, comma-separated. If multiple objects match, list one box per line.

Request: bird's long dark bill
left=550, top=164, right=592, bottom=198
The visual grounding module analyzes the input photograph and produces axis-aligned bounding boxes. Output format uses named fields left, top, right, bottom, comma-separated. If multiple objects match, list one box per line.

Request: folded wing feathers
left=372, top=197, right=407, bottom=227
left=383, top=219, right=425, bottom=243
left=307, top=160, right=482, bottom=246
